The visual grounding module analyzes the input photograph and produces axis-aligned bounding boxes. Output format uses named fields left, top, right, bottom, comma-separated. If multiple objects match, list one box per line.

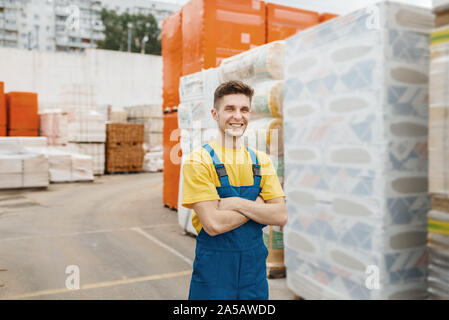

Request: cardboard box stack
left=105, top=123, right=144, bottom=173
left=427, top=0, right=449, bottom=300
left=283, top=2, right=432, bottom=299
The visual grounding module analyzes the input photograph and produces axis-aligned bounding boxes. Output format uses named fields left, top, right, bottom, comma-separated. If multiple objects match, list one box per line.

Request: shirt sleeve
left=258, top=153, right=285, bottom=201
left=182, top=151, right=220, bottom=209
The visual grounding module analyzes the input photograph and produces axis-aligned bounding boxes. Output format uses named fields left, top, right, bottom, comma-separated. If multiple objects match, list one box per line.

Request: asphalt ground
left=0, top=172, right=296, bottom=300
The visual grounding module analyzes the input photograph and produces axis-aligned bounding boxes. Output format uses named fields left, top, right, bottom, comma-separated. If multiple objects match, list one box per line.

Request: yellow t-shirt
left=182, top=139, right=285, bottom=233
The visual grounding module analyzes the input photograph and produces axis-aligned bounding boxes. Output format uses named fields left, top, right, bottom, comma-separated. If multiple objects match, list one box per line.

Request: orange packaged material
left=0, top=82, right=6, bottom=136
left=319, top=12, right=339, bottom=23
left=266, top=3, right=319, bottom=42
left=6, top=92, right=39, bottom=135
left=163, top=112, right=181, bottom=210
left=7, top=129, right=39, bottom=137
left=162, top=11, right=183, bottom=113
left=182, top=0, right=266, bottom=76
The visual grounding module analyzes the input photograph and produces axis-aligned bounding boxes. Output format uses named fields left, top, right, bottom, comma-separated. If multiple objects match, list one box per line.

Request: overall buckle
left=215, top=164, right=228, bottom=178
left=252, top=164, right=261, bottom=177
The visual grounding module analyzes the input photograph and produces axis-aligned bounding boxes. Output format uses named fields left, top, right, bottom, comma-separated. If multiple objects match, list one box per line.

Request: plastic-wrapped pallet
left=109, top=109, right=127, bottom=123
left=0, top=153, right=49, bottom=189
left=44, top=147, right=94, bottom=182
left=39, top=110, right=69, bottom=146
left=177, top=128, right=216, bottom=236
left=0, top=137, right=49, bottom=189
left=251, top=80, right=284, bottom=118
left=69, top=142, right=105, bottom=175
left=178, top=68, right=220, bottom=130
left=125, top=105, right=163, bottom=150
left=219, top=41, right=285, bottom=84
left=427, top=21, right=449, bottom=300
left=143, top=150, right=163, bottom=172
left=176, top=66, right=220, bottom=234
left=283, top=2, right=432, bottom=299
left=67, top=110, right=106, bottom=143
left=427, top=198, right=449, bottom=299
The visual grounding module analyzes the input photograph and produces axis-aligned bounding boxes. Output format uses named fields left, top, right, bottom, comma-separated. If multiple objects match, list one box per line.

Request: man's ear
left=211, top=108, right=218, bottom=121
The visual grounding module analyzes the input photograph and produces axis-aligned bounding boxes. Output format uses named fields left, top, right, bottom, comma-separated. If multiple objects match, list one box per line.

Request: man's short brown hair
left=213, top=80, right=254, bottom=110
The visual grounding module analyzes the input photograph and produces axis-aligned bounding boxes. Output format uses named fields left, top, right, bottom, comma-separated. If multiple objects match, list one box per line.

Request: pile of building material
left=125, top=105, right=163, bottom=151
left=0, top=137, right=93, bottom=183
left=177, top=68, right=220, bottom=235
left=40, top=147, right=93, bottom=183
left=109, top=109, right=127, bottom=123
left=219, top=40, right=286, bottom=277
left=105, top=123, right=144, bottom=173
left=283, top=2, right=432, bottom=299
left=0, top=137, right=49, bottom=189
left=6, top=92, right=39, bottom=137
left=39, top=109, right=69, bottom=146
left=143, top=145, right=163, bottom=173
left=67, top=109, right=106, bottom=175
left=0, top=82, right=6, bottom=136
left=59, top=83, right=97, bottom=111
left=427, top=0, right=449, bottom=300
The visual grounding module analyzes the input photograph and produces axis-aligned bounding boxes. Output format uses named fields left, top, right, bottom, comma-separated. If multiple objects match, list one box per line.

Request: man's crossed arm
left=192, top=196, right=287, bottom=237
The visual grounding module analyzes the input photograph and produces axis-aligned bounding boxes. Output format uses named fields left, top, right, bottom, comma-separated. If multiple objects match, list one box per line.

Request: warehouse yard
left=0, top=172, right=295, bottom=300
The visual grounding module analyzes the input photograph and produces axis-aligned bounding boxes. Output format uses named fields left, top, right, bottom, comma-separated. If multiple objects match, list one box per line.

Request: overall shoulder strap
left=245, top=146, right=262, bottom=188
left=202, top=144, right=230, bottom=187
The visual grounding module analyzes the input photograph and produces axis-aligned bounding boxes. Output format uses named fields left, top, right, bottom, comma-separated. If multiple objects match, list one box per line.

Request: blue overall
left=188, top=144, right=269, bottom=300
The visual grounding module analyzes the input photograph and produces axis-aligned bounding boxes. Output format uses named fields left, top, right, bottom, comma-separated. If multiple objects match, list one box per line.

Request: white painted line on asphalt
left=131, top=227, right=193, bottom=267
left=3, top=269, right=192, bottom=300
left=0, top=223, right=177, bottom=242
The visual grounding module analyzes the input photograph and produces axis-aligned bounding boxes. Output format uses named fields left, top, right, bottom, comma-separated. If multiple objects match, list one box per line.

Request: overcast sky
left=158, top=0, right=433, bottom=14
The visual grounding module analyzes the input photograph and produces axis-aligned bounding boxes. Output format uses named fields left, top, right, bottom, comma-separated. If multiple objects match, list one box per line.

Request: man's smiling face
left=212, top=93, right=251, bottom=138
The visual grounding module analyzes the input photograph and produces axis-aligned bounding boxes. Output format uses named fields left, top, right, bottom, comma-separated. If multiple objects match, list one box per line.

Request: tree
left=97, top=9, right=161, bottom=55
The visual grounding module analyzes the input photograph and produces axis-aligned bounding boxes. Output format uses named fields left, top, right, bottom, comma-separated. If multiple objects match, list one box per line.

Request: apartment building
left=0, top=0, right=104, bottom=52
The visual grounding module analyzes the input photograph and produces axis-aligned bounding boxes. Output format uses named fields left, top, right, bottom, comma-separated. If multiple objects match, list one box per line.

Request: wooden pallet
left=105, top=170, right=142, bottom=175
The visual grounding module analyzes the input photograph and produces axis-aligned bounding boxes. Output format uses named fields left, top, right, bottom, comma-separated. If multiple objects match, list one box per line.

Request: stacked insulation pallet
left=177, top=69, right=220, bottom=235
left=0, top=82, right=6, bottom=136
left=0, top=137, right=49, bottom=189
left=6, top=92, right=39, bottom=137
left=427, top=0, right=449, bottom=300
left=283, top=2, right=432, bottom=299
left=105, top=123, right=144, bottom=173
left=219, top=41, right=286, bottom=277
left=126, top=105, right=163, bottom=151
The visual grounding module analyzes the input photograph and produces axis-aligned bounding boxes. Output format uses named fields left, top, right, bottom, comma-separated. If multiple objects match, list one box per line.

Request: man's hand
left=218, top=196, right=265, bottom=211
left=218, top=197, right=240, bottom=211
left=255, top=196, right=265, bottom=204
